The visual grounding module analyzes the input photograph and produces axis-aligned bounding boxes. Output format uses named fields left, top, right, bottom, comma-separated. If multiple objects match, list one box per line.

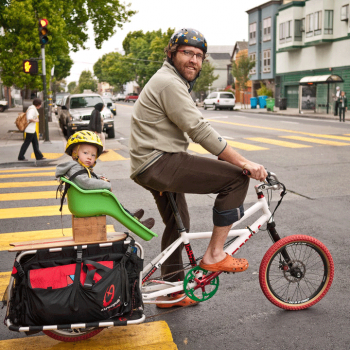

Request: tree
left=192, top=61, right=219, bottom=94
left=68, top=81, right=78, bottom=94
left=0, top=0, right=136, bottom=89
left=231, top=53, right=255, bottom=92
left=78, top=70, right=97, bottom=93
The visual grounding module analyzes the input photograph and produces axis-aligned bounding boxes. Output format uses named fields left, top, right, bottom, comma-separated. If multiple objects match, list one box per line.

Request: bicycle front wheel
left=259, top=235, right=334, bottom=310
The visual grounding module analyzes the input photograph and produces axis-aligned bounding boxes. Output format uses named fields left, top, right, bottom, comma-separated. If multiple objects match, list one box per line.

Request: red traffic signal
left=23, top=60, right=38, bottom=74
left=38, top=18, right=49, bottom=45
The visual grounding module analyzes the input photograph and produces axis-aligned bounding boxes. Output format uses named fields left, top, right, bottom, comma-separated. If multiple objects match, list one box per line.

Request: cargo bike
left=3, top=171, right=334, bottom=342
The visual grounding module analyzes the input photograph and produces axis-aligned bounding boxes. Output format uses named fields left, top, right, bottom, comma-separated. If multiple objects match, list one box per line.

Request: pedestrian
left=56, top=130, right=154, bottom=228
left=18, top=98, right=46, bottom=161
left=333, top=86, right=341, bottom=116
left=88, top=102, right=108, bottom=153
left=129, top=28, right=267, bottom=308
left=338, top=91, right=347, bottom=122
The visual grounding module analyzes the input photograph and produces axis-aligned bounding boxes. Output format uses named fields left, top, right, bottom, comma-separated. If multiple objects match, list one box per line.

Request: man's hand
left=244, top=162, right=267, bottom=182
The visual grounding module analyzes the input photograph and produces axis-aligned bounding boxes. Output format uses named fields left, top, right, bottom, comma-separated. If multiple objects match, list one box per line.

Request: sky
left=66, top=0, right=266, bottom=84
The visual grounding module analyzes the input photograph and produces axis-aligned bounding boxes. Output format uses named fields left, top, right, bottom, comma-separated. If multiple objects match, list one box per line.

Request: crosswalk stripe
left=0, top=181, right=57, bottom=188
left=0, top=271, right=11, bottom=295
left=302, top=134, right=350, bottom=141
left=30, top=153, right=63, bottom=159
left=0, top=167, right=56, bottom=173
left=0, top=172, right=55, bottom=179
left=188, top=143, right=209, bottom=154
left=0, top=205, right=70, bottom=219
left=0, top=226, right=116, bottom=251
left=281, top=136, right=350, bottom=146
left=0, top=191, right=58, bottom=201
left=246, top=137, right=311, bottom=148
left=227, top=140, right=268, bottom=151
left=99, top=149, right=128, bottom=161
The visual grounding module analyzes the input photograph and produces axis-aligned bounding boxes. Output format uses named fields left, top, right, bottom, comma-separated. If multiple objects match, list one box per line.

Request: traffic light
left=23, top=60, right=38, bottom=74
left=38, top=18, right=49, bottom=45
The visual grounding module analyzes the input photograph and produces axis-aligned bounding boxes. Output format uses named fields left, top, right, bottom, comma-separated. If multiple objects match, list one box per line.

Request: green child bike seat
left=60, top=177, right=158, bottom=241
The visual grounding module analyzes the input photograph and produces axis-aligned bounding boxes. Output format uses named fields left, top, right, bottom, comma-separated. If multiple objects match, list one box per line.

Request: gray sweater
left=56, top=161, right=111, bottom=191
left=129, top=61, right=227, bottom=178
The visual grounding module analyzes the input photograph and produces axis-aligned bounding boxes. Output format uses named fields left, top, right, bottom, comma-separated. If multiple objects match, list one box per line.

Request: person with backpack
left=18, top=98, right=46, bottom=161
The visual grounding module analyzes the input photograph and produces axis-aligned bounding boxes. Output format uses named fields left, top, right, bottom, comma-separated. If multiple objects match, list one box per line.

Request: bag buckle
left=76, top=249, right=83, bottom=263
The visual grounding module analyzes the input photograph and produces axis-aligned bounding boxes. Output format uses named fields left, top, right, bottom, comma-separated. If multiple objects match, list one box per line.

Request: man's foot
left=102, top=150, right=109, bottom=154
left=156, top=294, right=199, bottom=308
left=199, top=254, right=248, bottom=273
left=140, top=218, right=155, bottom=229
left=18, top=158, right=28, bottom=161
left=133, top=209, right=144, bottom=220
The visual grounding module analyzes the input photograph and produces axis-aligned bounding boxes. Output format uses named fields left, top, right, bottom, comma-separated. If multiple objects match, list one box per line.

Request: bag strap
left=69, top=246, right=83, bottom=312
left=83, top=260, right=112, bottom=289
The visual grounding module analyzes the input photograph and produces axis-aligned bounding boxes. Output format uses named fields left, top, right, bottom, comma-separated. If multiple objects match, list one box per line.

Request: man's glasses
left=177, top=50, right=204, bottom=60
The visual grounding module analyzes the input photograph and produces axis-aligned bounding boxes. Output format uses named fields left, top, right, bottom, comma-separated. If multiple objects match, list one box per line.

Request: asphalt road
left=0, top=103, right=349, bottom=349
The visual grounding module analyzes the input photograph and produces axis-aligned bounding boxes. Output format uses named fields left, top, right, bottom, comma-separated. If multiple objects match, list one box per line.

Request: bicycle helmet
left=169, top=28, right=207, bottom=53
left=65, top=130, right=103, bottom=158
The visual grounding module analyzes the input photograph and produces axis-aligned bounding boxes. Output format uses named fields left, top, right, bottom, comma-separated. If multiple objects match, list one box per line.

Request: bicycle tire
left=43, top=327, right=103, bottom=342
left=259, top=235, right=334, bottom=310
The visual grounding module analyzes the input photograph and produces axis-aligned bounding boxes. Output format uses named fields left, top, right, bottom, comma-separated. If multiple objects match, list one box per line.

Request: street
left=0, top=103, right=349, bottom=349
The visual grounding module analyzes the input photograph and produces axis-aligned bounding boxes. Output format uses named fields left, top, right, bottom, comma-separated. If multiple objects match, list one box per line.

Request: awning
left=299, top=74, right=344, bottom=84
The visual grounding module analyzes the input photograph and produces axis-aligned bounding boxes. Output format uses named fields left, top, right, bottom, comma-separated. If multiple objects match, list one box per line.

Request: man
left=338, top=91, right=347, bottom=122
left=334, top=86, right=341, bottom=116
left=129, top=28, right=267, bottom=307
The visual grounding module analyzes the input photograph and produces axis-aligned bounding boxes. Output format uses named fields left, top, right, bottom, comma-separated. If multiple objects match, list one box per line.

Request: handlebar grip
left=242, top=169, right=251, bottom=176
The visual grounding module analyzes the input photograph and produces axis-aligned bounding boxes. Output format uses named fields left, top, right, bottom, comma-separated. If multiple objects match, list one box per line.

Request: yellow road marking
left=247, top=137, right=311, bottom=148
left=188, top=143, right=209, bottom=154
left=0, top=271, right=11, bottom=295
left=0, top=226, right=115, bottom=251
left=227, top=140, right=268, bottom=151
left=0, top=205, right=70, bottom=219
left=0, top=321, right=177, bottom=350
left=0, top=172, right=55, bottom=179
left=99, top=149, right=128, bottom=161
left=281, top=136, right=350, bottom=146
left=0, top=181, right=58, bottom=188
left=0, top=191, right=57, bottom=201
left=30, top=152, right=63, bottom=159
left=208, top=119, right=350, bottom=140
left=0, top=167, right=56, bottom=173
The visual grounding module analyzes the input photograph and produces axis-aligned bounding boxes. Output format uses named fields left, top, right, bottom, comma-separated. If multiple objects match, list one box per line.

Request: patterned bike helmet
left=65, top=130, right=103, bottom=158
left=169, top=28, right=207, bottom=53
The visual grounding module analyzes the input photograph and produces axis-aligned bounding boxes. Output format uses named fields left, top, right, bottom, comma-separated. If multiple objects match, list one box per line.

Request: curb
left=0, top=159, right=59, bottom=169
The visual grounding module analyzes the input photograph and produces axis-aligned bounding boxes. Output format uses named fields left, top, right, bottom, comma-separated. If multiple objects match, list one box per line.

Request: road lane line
left=281, top=136, right=350, bottom=146
left=0, top=167, right=56, bottom=173
left=99, top=149, right=128, bottom=161
left=0, top=226, right=116, bottom=251
left=0, top=172, right=55, bottom=179
left=30, top=152, right=63, bottom=159
left=0, top=271, right=11, bottom=295
left=0, top=191, right=57, bottom=201
left=227, top=140, right=268, bottom=151
left=0, top=205, right=70, bottom=219
left=246, top=137, right=311, bottom=148
left=0, top=181, right=57, bottom=188
left=188, top=143, right=209, bottom=154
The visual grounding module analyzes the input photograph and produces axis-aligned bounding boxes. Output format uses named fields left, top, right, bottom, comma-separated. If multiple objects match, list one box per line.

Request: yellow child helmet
left=65, top=130, right=103, bottom=158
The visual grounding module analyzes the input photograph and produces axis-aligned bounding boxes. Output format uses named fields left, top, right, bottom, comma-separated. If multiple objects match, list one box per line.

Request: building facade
left=247, top=1, right=282, bottom=97
left=276, top=0, right=350, bottom=112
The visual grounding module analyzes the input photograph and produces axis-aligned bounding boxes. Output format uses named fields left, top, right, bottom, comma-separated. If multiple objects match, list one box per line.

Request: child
left=56, top=130, right=154, bottom=229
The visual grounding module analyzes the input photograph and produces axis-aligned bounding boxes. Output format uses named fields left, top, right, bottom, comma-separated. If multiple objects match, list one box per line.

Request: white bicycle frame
left=141, top=176, right=283, bottom=304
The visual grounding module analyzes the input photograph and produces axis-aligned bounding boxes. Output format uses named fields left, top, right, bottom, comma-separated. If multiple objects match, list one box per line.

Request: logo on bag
left=103, top=284, right=115, bottom=307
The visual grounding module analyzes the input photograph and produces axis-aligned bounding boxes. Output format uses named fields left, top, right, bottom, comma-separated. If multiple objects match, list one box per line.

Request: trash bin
left=279, top=97, right=287, bottom=110
left=250, top=97, right=258, bottom=109
left=266, top=98, right=275, bottom=112
left=258, top=95, right=268, bottom=108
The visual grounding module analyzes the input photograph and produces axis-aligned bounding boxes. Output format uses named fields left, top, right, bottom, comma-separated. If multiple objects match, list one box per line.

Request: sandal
left=199, top=254, right=249, bottom=273
left=156, top=293, right=199, bottom=308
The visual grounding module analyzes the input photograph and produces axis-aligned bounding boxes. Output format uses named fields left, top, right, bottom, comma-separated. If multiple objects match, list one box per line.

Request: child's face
left=76, top=144, right=98, bottom=167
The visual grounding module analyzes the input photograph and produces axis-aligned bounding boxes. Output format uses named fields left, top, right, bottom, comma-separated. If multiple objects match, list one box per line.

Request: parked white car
left=0, top=99, right=8, bottom=112
left=203, top=92, right=235, bottom=111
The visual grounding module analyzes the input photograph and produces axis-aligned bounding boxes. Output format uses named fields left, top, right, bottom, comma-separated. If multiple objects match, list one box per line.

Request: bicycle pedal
left=224, top=271, right=235, bottom=275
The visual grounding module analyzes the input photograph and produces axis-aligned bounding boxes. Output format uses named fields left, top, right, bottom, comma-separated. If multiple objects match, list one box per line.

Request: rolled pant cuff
left=213, top=205, right=244, bottom=227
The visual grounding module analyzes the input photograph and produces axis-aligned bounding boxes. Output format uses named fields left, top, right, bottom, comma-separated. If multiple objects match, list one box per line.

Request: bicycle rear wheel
left=259, top=235, right=334, bottom=310
left=43, top=327, right=103, bottom=342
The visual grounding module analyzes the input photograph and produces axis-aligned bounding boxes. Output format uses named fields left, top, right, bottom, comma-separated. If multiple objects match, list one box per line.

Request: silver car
left=59, top=93, right=115, bottom=138
left=203, top=92, right=236, bottom=111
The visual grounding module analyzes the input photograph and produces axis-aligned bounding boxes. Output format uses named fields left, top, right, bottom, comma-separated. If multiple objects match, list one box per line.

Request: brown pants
left=134, top=152, right=250, bottom=282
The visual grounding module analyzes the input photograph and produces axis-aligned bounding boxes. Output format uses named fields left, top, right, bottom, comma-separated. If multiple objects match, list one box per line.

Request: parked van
left=203, top=92, right=235, bottom=111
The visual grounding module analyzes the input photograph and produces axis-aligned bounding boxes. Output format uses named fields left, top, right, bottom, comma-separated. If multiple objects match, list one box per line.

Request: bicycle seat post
left=166, top=192, right=186, bottom=233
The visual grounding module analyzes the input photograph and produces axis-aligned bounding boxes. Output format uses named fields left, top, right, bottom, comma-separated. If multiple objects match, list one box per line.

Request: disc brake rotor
left=183, top=266, right=219, bottom=302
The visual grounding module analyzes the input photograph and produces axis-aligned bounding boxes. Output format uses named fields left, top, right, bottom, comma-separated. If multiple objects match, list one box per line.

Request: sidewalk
left=0, top=106, right=68, bottom=168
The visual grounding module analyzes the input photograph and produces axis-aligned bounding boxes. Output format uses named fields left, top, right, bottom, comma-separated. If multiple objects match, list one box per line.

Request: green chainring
left=183, top=266, right=220, bottom=302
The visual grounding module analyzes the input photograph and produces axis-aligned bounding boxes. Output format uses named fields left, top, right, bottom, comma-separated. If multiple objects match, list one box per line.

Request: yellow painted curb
left=0, top=321, right=177, bottom=350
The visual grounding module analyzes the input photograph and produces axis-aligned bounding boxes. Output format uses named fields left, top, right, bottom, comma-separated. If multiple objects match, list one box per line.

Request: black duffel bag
left=8, top=239, right=143, bottom=327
